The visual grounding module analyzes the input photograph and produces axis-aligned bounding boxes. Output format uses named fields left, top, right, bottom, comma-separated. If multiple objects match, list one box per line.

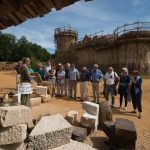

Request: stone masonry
left=0, top=106, right=31, bottom=127
left=82, top=101, right=99, bottom=116
left=0, top=124, right=27, bottom=145
left=27, top=114, right=72, bottom=150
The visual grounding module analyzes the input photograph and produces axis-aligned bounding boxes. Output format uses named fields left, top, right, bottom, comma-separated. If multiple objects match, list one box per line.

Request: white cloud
left=3, top=24, right=55, bottom=50
left=132, top=0, right=140, bottom=6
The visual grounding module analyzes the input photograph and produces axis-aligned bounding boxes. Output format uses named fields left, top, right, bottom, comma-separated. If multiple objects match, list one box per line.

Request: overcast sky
left=2, top=0, right=150, bottom=53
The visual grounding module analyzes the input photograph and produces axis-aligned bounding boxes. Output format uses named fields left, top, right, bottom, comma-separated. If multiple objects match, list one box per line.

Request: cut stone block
left=72, top=126, right=87, bottom=142
left=82, top=101, right=99, bottom=116
left=36, top=86, right=47, bottom=95
left=40, top=95, right=51, bottom=103
left=0, top=106, right=31, bottom=127
left=0, top=142, right=26, bottom=150
left=30, top=97, right=41, bottom=106
left=0, top=124, right=27, bottom=145
left=27, top=114, right=72, bottom=150
left=115, top=118, right=137, bottom=140
left=66, top=110, right=78, bottom=124
left=81, top=113, right=98, bottom=130
left=51, top=140, right=97, bottom=150
left=103, top=121, right=115, bottom=138
left=99, top=100, right=112, bottom=128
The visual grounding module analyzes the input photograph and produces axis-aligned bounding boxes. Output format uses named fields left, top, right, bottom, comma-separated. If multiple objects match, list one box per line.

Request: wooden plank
left=20, top=7, right=35, bottom=18
left=7, top=13, right=20, bottom=25
left=29, top=1, right=43, bottom=16
left=35, top=0, right=49, bottom=14
left=40, top=0, right=54, bottom=10
left=24, top=4, right=37, bottom=17
left=51, top=0, right=64, bottom=10
left=15, top=12, right=27, bottom=22
left=0, top=22, right=5, bottom=29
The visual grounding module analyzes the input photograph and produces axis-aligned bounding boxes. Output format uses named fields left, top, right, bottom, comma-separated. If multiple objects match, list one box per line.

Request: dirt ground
left=0, top=71, right=150, bottom=150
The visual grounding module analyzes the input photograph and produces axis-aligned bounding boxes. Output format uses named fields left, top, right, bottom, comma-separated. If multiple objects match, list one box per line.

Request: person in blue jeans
left=130, top=71, right=142, bottom=119
left=118, top=68, right=130, bottom=110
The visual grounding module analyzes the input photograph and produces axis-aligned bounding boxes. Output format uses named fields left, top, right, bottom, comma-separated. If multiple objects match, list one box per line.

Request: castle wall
left=73, top=40, right=150, bottom=74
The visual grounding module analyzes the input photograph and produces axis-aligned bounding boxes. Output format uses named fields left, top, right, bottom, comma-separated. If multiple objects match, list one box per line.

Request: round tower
left=54, top=26, right=78, bottom=63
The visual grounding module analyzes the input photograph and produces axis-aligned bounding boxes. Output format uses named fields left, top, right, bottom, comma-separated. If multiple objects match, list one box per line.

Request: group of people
left=15, top=58, right=143, bottom=119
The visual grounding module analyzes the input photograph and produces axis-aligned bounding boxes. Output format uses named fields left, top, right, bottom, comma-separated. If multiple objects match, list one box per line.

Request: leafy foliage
left=0, top=32, right=55, bottom=64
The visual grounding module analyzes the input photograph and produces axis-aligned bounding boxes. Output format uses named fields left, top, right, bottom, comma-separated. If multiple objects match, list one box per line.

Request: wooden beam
left=0, top=22, right=5, bottom=29
left=29, top=1, right=44, bottom=16
left=7, top=12, right=20, bottom=25
left=15, top=12, right=27, bottom=22
left=51, top=0, right=64, bottom=10
left=34, top=0, right=49, bottom=14
left=40, top=0, right=54, bottom=10
left=24, top=4, right=37, bottom=17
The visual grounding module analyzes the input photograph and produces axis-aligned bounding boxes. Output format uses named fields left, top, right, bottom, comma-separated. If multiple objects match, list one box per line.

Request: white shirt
left=104, top=71, right=118, bottom=85
left=44, top=65, right=51, bottom=75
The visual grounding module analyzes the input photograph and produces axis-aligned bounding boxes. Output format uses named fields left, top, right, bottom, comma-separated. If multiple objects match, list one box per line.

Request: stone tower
left=54, top=26, right=78, bottom=63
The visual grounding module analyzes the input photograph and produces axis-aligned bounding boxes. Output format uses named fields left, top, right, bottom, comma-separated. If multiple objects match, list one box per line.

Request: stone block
left=0, top=124, right=27, bottom=145
left=27, top=114, right=72, bottom=150
left=0, top=106, right=31, bottom=127
left=72, top=126, right=87, bottom=142
left=99, top=100, right=112, bottom=128
left=41, top=95, right=51, bottom=103
left=36, top=86, right=47, bottom=95
left=82, top=101, right=99, bottom=116
left=81, top=113, right=98, bottom=130
left=115, top=118, right=137, bottom=140
left=103, top=121, right=115, bottom=138
left=0, top=142, right=26, bottom=150
left=66, top=110, right=78, bottom=124
left=30, top=97, right=41, bottom=106
left=51, top=140, right=97, bottom=150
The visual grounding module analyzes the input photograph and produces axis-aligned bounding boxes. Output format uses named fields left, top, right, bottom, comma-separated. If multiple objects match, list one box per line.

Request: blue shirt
left=69, top=68, right=79, bottom=80
left=91, top=69, right=103, bottom=82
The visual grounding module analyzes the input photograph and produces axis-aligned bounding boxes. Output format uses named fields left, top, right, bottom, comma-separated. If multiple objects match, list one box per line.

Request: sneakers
left=123, top=107, right=127, bottom=110
left=138, top=114, right=142, bottom=119
left=131, top=110, right=137, bottom=114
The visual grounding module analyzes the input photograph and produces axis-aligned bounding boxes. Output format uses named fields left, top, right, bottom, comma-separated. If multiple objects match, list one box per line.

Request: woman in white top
left=57, top=66, right=65, bottom=97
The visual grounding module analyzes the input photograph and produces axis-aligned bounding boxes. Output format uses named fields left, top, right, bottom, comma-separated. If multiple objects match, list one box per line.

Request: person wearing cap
left=130, top=71, right=143, bottom=119
left=64, top=63, right=70, bottom=97
left=90, top=64, right=103, bottom=103
left=104, top=67, right=119, bottom=107
left=68, top=64, right=79, bottom=100
left=80, top=66, right=90, bottom=101
left=118, top=68, right=130, bottom=110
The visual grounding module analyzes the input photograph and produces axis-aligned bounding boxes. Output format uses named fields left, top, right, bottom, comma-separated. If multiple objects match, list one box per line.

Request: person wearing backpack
left=104, top=67, right=119, bottom=107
